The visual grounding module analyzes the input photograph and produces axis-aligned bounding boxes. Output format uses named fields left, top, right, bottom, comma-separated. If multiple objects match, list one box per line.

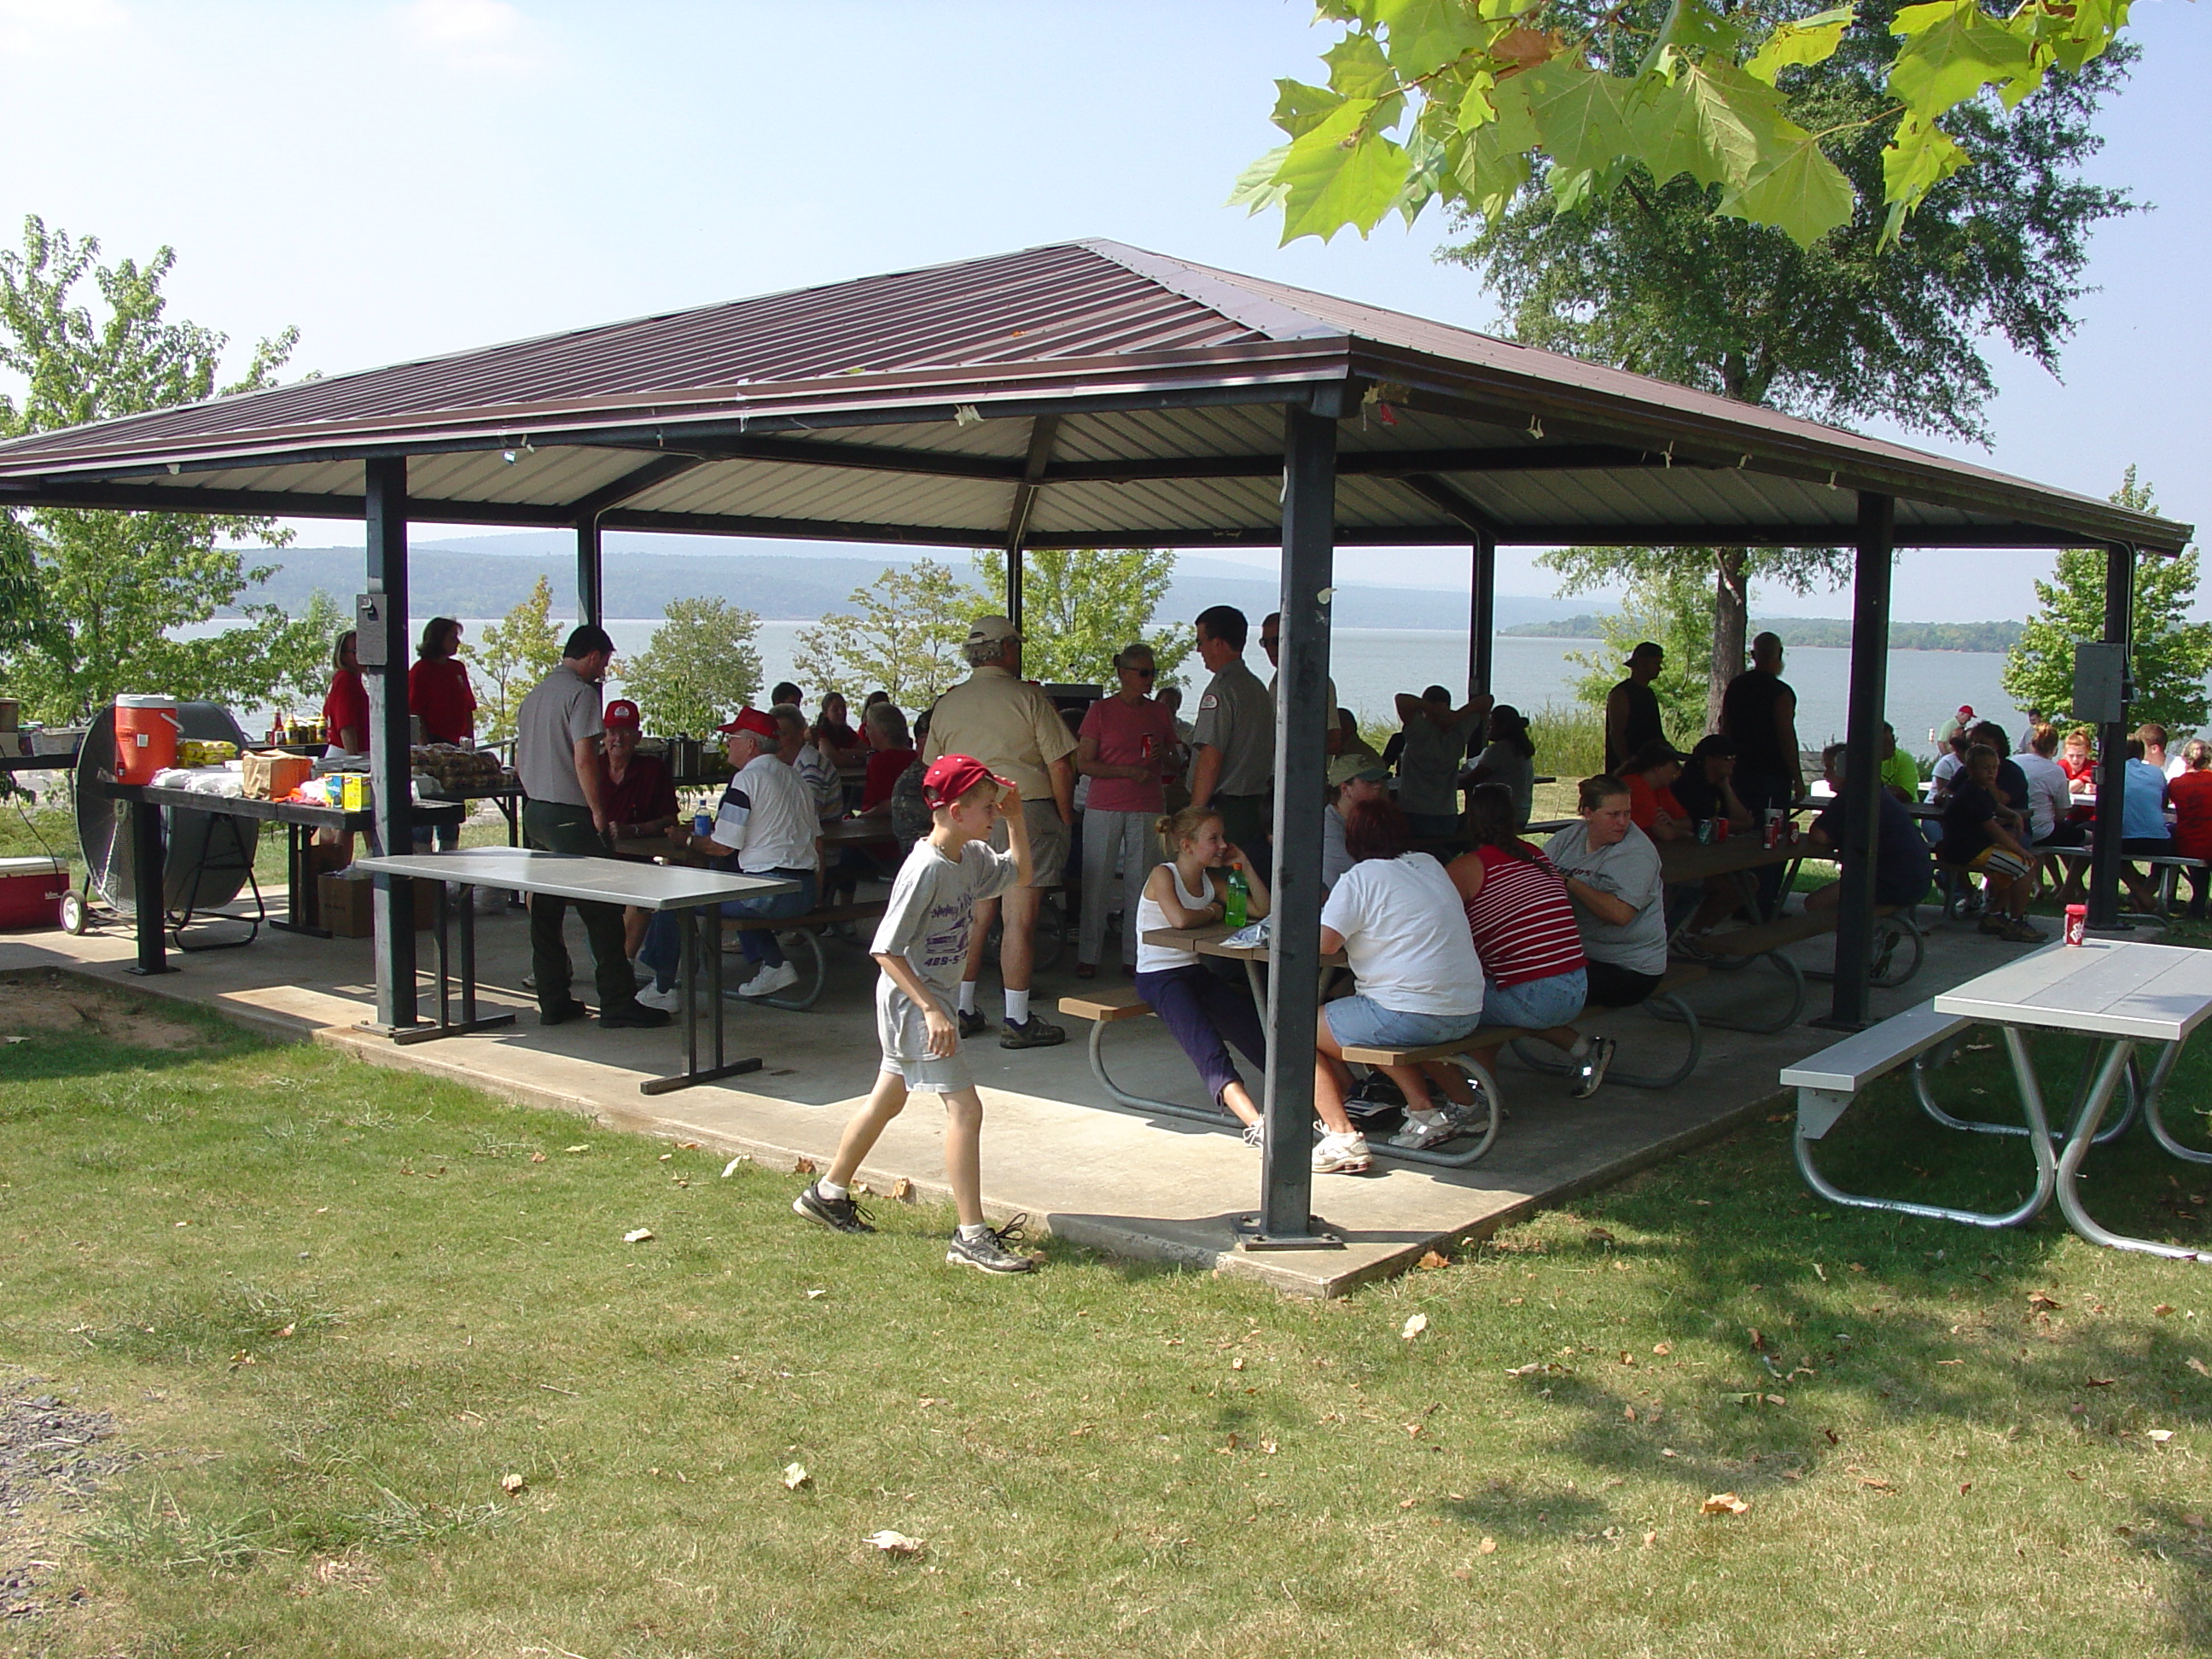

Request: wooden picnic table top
left=1140, top=923, right=1348, bottom=968
left=1656, top=835, right=1804, bottom=883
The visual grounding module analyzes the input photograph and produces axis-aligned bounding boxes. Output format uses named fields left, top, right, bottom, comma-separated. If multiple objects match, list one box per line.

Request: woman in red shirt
left=2168, top=738, right=2212, bottom=918
left=1621, top=739, right=1693, bottom=841
left=321, top=631, right=370, bottom=756
left=407, top=616, right=476, bottom=747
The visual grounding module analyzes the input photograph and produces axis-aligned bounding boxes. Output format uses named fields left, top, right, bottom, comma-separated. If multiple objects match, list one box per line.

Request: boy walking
left=794, top=755, right=1039, bottom=1274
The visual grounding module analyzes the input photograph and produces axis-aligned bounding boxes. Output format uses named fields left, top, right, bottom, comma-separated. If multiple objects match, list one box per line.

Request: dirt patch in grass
left=0, top=972, right=208, bottom=1052
left=1, top=1372, right=126, bottom=1625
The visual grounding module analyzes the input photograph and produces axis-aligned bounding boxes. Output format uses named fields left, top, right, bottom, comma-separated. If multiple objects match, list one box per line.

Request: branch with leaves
left=1233, top=0, right=2133, bottom=249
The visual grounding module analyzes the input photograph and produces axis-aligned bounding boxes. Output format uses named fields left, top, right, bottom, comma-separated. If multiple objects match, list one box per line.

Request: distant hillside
left=1501, top=614, right=2024, bottom=652
left=221, top=542, right=1580, bottom=632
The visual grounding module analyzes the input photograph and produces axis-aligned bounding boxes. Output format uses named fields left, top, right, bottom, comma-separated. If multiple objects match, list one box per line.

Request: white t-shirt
left=709, top=753, right=820, bottom=873
left=1318, top=852, right=1484, bottom=1018
left=2014, top=752, right=2072, bottom=842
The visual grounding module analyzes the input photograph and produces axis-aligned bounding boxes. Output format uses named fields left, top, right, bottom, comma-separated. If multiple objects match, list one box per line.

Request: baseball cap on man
left=715, top=707, right=778, bottom=740
left=1626, top=641, right=1664, bottom=664
left=967, top=614, right=1021, bottom=647
left=1326, top=754, right=1388, bottom=789
left=602, top=698, right=642, bottom=727
left=920, top=754, right=1013, bottom=808
left=1689, top=732, right=1736, bottom=761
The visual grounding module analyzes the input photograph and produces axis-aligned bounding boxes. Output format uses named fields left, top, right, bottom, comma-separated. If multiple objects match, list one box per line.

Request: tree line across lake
left=1503, top=615, right=2026, bottom=653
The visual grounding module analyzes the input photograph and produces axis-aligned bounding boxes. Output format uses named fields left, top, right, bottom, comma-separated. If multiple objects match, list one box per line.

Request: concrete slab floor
left=0, top=902, right=2093, bottom=1296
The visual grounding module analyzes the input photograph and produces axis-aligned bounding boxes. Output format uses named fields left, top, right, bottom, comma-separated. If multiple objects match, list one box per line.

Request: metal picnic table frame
left=351, top=846, right=800, bottom=1097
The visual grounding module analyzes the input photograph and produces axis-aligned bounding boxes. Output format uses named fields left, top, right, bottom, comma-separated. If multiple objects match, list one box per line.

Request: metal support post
left=1820, top=491, right=1894, bottom=1029
left=1247, top=396, right=1342, bottom=1249
left=1468, top=527, right=1496, bottom=702
left=1005, top=545, right=1022, bottom=633
left=364, top=457, right=418, bottom=1028
left=2087, top=543, right=2133, bottom=929
left=576, top=515, right=603, bottom=628
left=1001, top=416, right=1059, bottom=636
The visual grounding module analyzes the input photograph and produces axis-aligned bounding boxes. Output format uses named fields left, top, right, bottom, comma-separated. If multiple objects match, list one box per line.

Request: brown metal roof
left=0, top=239, right=2189, bottom=554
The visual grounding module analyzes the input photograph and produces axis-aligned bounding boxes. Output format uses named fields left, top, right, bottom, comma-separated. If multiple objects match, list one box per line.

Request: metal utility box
left=2072, top=641, right=2130, bottom=725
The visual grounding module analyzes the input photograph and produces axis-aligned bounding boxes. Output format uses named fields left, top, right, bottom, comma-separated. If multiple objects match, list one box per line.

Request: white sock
left=817, top=1179, right=848, bottom=1202
left=957, top=1221, right=991, bottom=1241
left=958, top=981, right=977, bottom=1015
left=1004, top=987, right=1030, bottom=1025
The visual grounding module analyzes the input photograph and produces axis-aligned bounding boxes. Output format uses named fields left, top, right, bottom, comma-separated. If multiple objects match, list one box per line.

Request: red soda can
left=1142, top=732, right=1156, bottom=760
left=1763, top=808, right=1782, bottom=848
left=2064, top=903, right=2087, bottom=946
left=1714, top=815, right=1730, bottom=842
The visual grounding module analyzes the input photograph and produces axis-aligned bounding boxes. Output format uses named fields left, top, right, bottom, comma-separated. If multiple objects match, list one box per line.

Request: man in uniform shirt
left=513, top=626, right=667, bottom=1029
left=638, top=706, right=822, bottom=1006
left=923, top=614, right=1077, bottom=1049
left=1604, top=642, right=1667, bottom=775
left=1188, top=605, right=1277, bottom=876
left=1259, top=611, right=1342, bottom=757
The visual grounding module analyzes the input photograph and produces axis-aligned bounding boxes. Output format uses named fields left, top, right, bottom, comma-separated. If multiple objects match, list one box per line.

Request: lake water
left=181, top=614, right=2033, bottom=760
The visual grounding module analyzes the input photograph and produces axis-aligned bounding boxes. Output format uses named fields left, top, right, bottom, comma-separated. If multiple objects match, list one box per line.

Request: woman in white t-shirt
left=1310, top=798, right=1487, bottom=1174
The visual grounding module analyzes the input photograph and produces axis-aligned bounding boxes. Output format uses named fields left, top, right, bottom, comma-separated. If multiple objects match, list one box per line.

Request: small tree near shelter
left=793, top=559, right=984, bottom=710
left=465, top=574, right=562, bottom=742
left=2004, top=469, right=2212, bottom=736
left=971, top=547, right=1193, bottom=687
left=617, top=595, right=761, bottom=734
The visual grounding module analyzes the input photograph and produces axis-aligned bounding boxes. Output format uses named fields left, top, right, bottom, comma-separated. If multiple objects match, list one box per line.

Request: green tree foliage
left=465, top=574, right=562, bottom=742
left=1552, top=551, right=1712, bottom=740
left=1233, top=0, right=2136, bottom=249
left=793, top=559, right=985, bottom=710
left=970, top=548, right=1195, bottom=686
left=1441, top=8, right=2130, bottom=720
left=2004, top=469, right=2212, bottom=736
left=616, top=595, right=761, bottom=735
left=0, top=216, right=309, bottom=724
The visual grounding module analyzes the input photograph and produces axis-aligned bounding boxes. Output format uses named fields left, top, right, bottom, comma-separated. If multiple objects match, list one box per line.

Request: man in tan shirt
left=923, top=614, right=1077, bottom=1048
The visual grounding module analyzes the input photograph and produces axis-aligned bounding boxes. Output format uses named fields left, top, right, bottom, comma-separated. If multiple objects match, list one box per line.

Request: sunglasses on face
left=1124, top=664, right=1155, bottom=678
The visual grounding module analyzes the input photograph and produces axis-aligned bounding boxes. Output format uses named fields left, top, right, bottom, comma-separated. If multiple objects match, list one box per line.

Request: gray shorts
left=876, top=980, right=975, bottom=1095
left=987, top=797, right=1070, bottom=888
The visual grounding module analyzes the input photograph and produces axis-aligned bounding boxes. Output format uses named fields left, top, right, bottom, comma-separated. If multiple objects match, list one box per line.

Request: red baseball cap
left=602, top=698, right=641, bottom=727
left=921, top=754, right=1012, bottom=808
left=715, top=707, right=778, bottom=740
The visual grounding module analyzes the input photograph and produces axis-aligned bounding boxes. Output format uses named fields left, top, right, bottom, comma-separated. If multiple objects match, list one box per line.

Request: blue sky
left=0, top=0, right=2202, bottom=618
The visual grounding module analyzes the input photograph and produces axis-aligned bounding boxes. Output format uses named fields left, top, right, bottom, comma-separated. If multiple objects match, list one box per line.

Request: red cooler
left=0, top=857, right=67, bottom=929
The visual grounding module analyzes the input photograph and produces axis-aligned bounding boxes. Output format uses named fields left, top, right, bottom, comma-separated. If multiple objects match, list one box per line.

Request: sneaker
left=637, top=981, right=684, bottom=1013
left=793, top=1182, right=876, bottom=1235
left=2002, top=920, right=2047, bottom=943
left=598, top=1002, right=672, bottom=1030
left=1569, top=1036, right=1616, bottom=1100
left=958, top=1008, right=989, bottom=1039
left=737, top=960, right=801, bottom=999
left=1977, top=915, right=2010, bottom=936
left=522, top=972, right=538, bottom=992
left=946, top=1218, right=1037, bottom=1274
left=1312, top=1130, right=1373, bottom=1174
left=1240, top=1122, right=1265, bottom=1150
left=1388, top=1109, right=1459, bottom=1151
left=999, top=1014, right=1066, bottom=1050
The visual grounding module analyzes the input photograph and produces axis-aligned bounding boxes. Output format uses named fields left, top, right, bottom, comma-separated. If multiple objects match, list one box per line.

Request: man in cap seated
left=637, top=707, right=822, bottom=1007
left=599, top=696, right=680, bottom=963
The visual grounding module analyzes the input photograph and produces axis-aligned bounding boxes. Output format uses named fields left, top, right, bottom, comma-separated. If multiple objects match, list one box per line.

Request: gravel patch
left=2, top=1376, right=124, bottom=1623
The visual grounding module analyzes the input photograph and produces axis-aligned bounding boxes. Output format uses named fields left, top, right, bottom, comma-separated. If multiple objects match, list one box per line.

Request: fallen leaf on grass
left=806, top=1289, right=826, bottom=1300
left=1417, top=1249, right=1450, bottom=1270
left=891, top=1177, right=915, bottom=1201
left=1861, top=1478, right=1896, bottom=1492
left=1478, top=1536, right=1497, bottom=1554
left=1812, top=1262, right=1827, bottom=1281
left=677, top=1140, right=701, bottom=1150
left=863, top=1529, right=923, bottom=1556
left=563, top=1144, right=590, bottom=1154
left=500, top=1472, right=526, bottom=1495
left=1652, top=1342, right=1672, bottom=1356
left=2148, top=1429, right=2176, bottom=1443
left=2155, top=1303, right=2175, bottom=1317
left=1230, top=1357, right=1245, bottom=1371
left=2186, top=1358, right=2209, bottom=1377
left=1700, top=1493, right=1749, bottom=1516
left=3, top=1035, right=24, bottom=1045
left=1642, top=1531, right=1658, bottom=1547
left=658, top=1153, right=672, bottom=1162
left=1624, top=1405, right=1639, bottom=1423
left=794, top=1156, right=818, bottom=1176
left=624, top=1228, right=655, bottom=1244
left=2029, top=1292, right=2064, bottom=1313
left=528, top=1151, right=546, bottom=1163
left=2085, top=1377, right=2116, bottom=1388
left=1400, top=1313, right=1429, bottom=1342
left=782, top=1464, right=810, bottom=1489
left=720, top=1156, right=750, bottom=1178
left=276, top=1324, right=294, bottom=1339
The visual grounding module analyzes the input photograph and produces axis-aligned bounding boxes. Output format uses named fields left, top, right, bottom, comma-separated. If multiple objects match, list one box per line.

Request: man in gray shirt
left=1187, top=605, right=1276, bottom=875
left=515, top=625, right=665, bottom=1030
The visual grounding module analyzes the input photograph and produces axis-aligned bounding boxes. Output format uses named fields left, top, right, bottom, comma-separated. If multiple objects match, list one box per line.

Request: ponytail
left=1156, top=804, right=1221, bottom=859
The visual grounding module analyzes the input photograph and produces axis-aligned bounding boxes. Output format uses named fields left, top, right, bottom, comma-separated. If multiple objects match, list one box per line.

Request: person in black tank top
left=1719, top=632, right=1803, bottom=917
left=1605, top=641, right=1667, bottom=774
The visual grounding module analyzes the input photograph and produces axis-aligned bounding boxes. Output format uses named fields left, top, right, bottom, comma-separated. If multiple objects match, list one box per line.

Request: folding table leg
left=640, top=902, right=764, bottom=1097
left=390, top=877, right=514, bottom=1045
left=2047, top=1036, right=2212, bottom=1260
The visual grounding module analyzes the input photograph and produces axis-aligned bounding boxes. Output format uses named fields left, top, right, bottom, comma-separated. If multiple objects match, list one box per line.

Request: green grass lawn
left=3, top=970, right=2210, bottom=1656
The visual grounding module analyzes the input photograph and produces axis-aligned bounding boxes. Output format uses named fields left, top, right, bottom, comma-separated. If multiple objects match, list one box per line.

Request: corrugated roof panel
left=629, top=460, right=1007, bottom=533
left=1027, top=474, right=1277, bottom=537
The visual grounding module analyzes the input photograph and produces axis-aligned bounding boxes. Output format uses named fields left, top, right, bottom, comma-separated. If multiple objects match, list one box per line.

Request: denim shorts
left=1478, top=967, right=1586, bottom=1030
left=1324, top=994, right=1481, bottom=1051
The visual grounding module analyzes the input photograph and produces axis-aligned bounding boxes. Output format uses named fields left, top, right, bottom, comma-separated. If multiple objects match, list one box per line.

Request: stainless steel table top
left=1934, top=938, right=2212, bottom=1045
left=352, top=847, right=799, bottom=911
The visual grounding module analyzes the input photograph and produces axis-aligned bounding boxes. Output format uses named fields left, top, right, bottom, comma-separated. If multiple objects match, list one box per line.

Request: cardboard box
left=319, top=873, right=439, bottom=937
left=242, top=748, right=313, bottom=801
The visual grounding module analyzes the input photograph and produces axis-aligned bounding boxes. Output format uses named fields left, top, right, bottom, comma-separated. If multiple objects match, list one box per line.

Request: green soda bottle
left=1224, top=864, right=1249, bottom=928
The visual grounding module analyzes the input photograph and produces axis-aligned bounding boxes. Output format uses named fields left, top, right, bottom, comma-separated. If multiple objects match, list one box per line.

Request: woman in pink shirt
left=1074, top=643, right=1175, bottom=977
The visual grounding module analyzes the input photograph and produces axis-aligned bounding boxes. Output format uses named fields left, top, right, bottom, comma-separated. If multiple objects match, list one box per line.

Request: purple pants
left=1134, top=964, right=1267, bottom=1107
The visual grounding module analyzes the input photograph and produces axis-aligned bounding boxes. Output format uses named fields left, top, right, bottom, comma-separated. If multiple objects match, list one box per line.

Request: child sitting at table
left=1131, top=806, right=1272, bottom=1143
left=792, top=754, right=1039, bottom=1275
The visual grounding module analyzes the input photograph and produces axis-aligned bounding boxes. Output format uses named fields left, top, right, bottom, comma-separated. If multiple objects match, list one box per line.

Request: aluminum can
left=1763, top=807, right=1783, bottom=848
left=2064, top=903, right=2088, bottom=946
left=1696, top=819, right=1715, bottom=844
left=1714, top=815, right=1730, bottom=842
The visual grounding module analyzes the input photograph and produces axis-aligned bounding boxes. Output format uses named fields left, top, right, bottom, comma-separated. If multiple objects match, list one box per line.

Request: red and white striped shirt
left=1462, top=842, right=1586, bottom=988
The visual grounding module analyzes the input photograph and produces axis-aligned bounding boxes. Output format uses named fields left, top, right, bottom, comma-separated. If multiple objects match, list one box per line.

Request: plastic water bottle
left=1224, top=864, right=1249, bottom=928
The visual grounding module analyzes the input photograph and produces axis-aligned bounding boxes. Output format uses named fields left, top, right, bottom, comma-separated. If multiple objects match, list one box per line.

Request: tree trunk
left=1708, top=545, right=1749, bottom=731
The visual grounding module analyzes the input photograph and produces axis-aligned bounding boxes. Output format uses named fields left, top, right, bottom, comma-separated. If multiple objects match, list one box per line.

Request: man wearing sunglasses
left=1073, top=643, right=1177, bottom=977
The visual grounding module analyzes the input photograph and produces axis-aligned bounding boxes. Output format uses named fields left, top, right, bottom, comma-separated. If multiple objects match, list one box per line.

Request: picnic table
left=351, top=847, right=800, bottom=1097
left=1140, top=921, right=1346, bottom=1002
left=1932, top=939, right=2212, bottom=1260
